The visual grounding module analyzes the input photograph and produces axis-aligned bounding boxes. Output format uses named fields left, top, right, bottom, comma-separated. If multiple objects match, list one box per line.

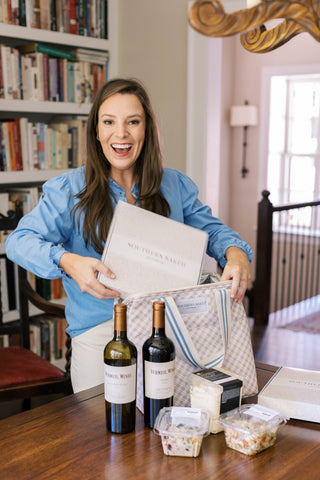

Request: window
left=267, top=74, right=320, bottom=230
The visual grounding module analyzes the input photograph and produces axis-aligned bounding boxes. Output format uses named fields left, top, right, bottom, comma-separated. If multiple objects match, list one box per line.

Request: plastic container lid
left=220, top=404, right=288, bottom=431
left=153, top=407, right=210, bottom=457
left=154, top=406, right=210, bottom=436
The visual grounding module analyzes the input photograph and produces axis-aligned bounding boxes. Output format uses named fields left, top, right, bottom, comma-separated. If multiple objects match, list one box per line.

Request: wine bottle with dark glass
left=104, top=303, right=137, bottom=434
left=143, top=300, right=175, bottom=428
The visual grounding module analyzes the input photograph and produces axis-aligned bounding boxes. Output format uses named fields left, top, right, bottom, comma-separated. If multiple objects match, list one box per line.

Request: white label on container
left=171, top=407, right=202, bottom=426
left=176, top=296, right=209, bottom=315
left=104, top=363, right=136, bottom=404
left=144, top=360, right=175, bottom=399
left=244, top=404, right=279, bottom=421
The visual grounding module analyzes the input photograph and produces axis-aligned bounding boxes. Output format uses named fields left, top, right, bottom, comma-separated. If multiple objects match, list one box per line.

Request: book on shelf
left=97, top=201, right=209, bottom=299
left=75, top=48, right=109, bottom=65
left=3, top=1, right=18, bottom=26
left=69, top=0, right=77, bottom=34
left=10, top=47, right=20, bottom=100
left=49, top=56, right=59, bottom=101
left=3, top=0, right=109, bottom=38
left=78, top=0, right=86, bottom=36
left=29, top=315, right=67, bottom=366
left=0, top=44, right=109, bottom=103
left=66, top=61, right=74, bottom=102
left=0, top=118, right=87, bottom=171
left=1, top=121, right=10, bottom=171
left=7, top=121, right=16, bottom=171
left=19, top=0, right=27, bottom=26
left=0, top=124, right=4, bottom=171
left=37, top=122, right=45, bottom=169
left=45, top=125, right=53, bottom=169
left=32, top=0, right=41, bottom=29
left=0, top=47, right=4, bottom=99
left=258, top=366, right=320, bottom=423
left=62, top=0, right=70, bottom=34
left=40, top=0, right=50, bottom=31
left=1, top=45, right=13, bottom=100
left=68, top=125, right=78, bottom=168
left=50, top=0, right=57, bottom=31
left=10, top=119, right=23, bottom=171
left=1, top=1, right=9, bottom=24
left=73, top=61, right=82, bottom=104
left=30, top=122, right=40, bottom=169
left=17, top=43, right=76, bottom=61
left=11, top=0, right=20, bottom=25
left=25, top=0, right=34, bottom=27
left=49, top=121, right=71, bottom=169
left=19, top=117, right=29, bottom=170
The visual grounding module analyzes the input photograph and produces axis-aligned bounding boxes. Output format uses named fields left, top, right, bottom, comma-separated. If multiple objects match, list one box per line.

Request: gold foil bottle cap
left=114, top=303, right=127, bottom=331
left=153, top=301, right=165, bottom=329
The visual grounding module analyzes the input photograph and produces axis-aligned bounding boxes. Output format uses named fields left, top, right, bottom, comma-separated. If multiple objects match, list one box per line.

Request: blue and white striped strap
left=159, top=287, right=231, bottom=370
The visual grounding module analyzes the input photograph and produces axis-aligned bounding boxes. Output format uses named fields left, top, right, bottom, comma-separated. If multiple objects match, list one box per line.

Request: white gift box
left=98, top=201, right=208, bottom=298
left=258, top=366, right=320, bottom=423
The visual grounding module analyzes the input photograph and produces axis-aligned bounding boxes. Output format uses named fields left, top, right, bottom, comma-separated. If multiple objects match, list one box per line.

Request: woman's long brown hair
left=73, top=78, right=170, bottom=254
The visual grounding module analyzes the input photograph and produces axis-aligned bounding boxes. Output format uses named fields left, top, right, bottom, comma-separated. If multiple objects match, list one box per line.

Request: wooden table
left=1, top=362, right=320, bottom=480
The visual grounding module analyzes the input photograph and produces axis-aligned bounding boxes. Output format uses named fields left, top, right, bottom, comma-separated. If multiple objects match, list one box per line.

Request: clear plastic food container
left=153, top=407, right=210, bottom=457
left=219, top=404, right=288, bottom=456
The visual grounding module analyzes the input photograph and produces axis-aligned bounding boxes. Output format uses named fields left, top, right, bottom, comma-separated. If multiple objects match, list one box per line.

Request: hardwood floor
left=252, top=295, right=320, bottom=371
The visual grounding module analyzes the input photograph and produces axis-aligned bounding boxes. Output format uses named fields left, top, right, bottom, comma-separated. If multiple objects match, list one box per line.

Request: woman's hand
left=59, top=252, right=120, bottom=300
left=220, top=247, right=251, bottom=303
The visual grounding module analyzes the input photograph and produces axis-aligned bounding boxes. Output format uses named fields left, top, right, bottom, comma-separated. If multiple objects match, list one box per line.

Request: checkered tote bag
left=125, top=281, right=258, bottom=413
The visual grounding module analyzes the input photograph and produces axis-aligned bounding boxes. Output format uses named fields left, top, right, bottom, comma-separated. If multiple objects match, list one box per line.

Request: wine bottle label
left=104, top=364, right=136, bottom=404
left=144, top=360, right=175, bottom=399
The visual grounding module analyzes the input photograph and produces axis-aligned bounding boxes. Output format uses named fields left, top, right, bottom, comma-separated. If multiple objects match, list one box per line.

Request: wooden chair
left=0, top=203, right=72, bottom=408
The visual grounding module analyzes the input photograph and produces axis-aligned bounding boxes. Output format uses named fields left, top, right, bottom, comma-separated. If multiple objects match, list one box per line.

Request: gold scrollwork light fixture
left=188, top=0, right=320, bottom=53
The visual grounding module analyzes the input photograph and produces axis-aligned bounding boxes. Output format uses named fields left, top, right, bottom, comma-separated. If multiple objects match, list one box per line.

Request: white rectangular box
left=97, top=201, right=208, bottom=298
left=258, top=366, right=320, bottom=423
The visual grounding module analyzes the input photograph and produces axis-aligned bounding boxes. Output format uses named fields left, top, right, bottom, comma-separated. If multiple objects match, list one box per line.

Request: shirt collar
left=109, top=177, right=139, bottom=199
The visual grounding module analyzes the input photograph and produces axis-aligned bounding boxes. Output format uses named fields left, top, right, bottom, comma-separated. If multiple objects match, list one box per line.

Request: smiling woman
left=96, top=93, right=146, bottom=193
left=5, top=77, right=253, bottom=395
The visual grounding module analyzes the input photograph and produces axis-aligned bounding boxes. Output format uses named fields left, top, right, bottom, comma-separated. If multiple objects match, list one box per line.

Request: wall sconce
left=230, top=101, right=258, bottom=178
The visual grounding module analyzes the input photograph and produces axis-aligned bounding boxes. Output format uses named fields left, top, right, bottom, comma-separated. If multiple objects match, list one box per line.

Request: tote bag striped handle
left=159, top=287, right=232, bottom=370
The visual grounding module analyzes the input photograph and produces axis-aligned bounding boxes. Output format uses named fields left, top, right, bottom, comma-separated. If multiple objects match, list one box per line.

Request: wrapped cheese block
left=190, top=367, right=243, bottom=433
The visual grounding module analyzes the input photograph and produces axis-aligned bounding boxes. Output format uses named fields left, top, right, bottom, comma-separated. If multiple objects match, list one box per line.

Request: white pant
left=71, top=320, right=114, bottom=393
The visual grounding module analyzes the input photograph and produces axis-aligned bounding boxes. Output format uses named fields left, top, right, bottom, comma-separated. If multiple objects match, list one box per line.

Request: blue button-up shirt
left=6, top=167, right=252, bottom=337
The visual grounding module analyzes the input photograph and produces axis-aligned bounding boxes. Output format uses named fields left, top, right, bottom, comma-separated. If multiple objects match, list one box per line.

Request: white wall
left=117, top=0, right=189, bottom=173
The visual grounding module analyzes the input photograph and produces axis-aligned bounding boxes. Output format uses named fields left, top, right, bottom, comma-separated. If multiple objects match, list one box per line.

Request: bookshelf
left=0, top=0, right=118, bottom=177
left=0, top=11, right=118, bottom=77
left=0, top=1, right=118, bottom=360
